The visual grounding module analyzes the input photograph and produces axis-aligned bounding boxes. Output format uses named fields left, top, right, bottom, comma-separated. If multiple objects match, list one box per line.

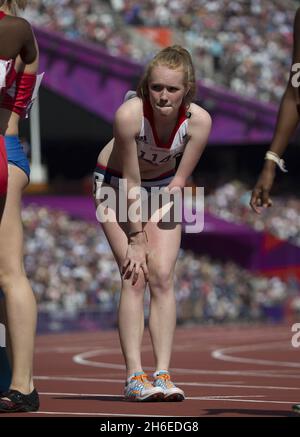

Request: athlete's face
left=148, top=65, right=187, bottom=117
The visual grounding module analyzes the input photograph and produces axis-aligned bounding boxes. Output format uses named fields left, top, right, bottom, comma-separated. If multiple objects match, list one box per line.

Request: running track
left=2, top=324, right=300, bottom=417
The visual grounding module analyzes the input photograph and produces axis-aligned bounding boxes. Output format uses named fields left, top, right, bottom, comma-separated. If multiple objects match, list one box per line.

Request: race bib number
left=138, top=146, right=183, bottom=165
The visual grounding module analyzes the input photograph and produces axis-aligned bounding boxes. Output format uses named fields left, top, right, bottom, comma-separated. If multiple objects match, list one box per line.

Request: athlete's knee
left=148, top=266, right=173, bottom=294
left=0, top=262, right=25, bottom=291
left=121, top=274, right=146, bottom=295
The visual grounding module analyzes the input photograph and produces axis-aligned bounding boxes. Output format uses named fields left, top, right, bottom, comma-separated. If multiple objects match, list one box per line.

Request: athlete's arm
left=113, top=99, right=149, bottom=283
left=113, top=99, right=143, bottom=232
left=250, top=8, right=300, bottom=213
left=19, top=19, right=37, bottom=65
left=167, top=104, right=211, bottom=192
left=265, top=8, right=300, bottom=159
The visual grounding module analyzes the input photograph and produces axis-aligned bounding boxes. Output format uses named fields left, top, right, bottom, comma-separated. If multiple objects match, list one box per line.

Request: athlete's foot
left=124, top=371, right=164, bottom=401
left=153, top=370, right=185, bottom=401
left=0, top=388, right=39, bottom=413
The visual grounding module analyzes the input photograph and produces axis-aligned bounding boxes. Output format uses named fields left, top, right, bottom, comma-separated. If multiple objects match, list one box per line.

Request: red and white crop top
left=135, top=99, right=191, bottom=166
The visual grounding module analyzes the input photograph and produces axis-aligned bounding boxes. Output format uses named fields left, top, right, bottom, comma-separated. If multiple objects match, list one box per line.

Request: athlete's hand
left=250, top=167, right=275, bottom=214
left=164, top=177, right=186, bottom=194
left=122, top=233, right=149, bottom=285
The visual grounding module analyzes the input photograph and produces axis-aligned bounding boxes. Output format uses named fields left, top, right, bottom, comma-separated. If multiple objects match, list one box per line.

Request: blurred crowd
left=206, top=180, right=300, bottom=246
left=24, top=0, right=298, bottom=102
left=22, top=204, right=300, bottom=325
left=24, top=0, right=145, bottom=61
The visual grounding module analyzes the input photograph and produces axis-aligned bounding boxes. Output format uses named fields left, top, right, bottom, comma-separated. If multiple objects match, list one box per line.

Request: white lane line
left=35, top=377, right=300, bottom=391
left=35, top=346, right=101, bottom=353
left=34, top=372, right=300, bottom=382
left=39, top=391, right=122, bottom=397
left=28, top=398, right=296, bottom=417
left=72, top=353, right=300, bottom=377
left=212, top=341, right=300, bottom=368
left=39, top=392, right=262, bottom=399
left=187, top=398, right=296, bottom=405
left=72, top=344, right=198, bottom=368
left=35, top=376, right=123, bottom=383
left=31, top=411, right=177, bottom=417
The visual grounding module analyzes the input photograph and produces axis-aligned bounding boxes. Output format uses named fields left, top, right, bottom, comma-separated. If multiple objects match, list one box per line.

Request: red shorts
left=0, top=135, right=8, bottom=196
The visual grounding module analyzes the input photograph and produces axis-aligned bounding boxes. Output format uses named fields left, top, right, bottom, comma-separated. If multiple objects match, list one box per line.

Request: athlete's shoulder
left=122, top=95, right=143, bottom=110
left=5, top=14, right=30, bottom=27
left=189, top=103, right=212, bottom=128
left=114, top=96, right=143, bottom=136
left=115, top=96, right=143, bottom=123
left=5, top=15, right=33, bottom=37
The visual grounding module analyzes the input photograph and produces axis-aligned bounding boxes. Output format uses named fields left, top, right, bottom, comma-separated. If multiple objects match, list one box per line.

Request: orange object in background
left=136, top=27, right=172, bottom=47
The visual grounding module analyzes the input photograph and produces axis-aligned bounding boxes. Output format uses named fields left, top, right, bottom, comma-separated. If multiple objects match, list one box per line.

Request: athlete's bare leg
left=96, top=185, right=147, bottom=378
left=145, top=198, right=181, bottom=372
left=0, top=165, right=36, bottom=395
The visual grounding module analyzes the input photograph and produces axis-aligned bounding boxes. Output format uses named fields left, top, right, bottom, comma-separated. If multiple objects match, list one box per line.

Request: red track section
left=2, top=324, right=300, bottom=417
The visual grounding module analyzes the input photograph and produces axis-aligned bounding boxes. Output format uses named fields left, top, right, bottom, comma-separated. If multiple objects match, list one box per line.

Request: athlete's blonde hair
left=0, top=0, right=27, bottom=13
left=137, top=45, right=196, bottom=107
